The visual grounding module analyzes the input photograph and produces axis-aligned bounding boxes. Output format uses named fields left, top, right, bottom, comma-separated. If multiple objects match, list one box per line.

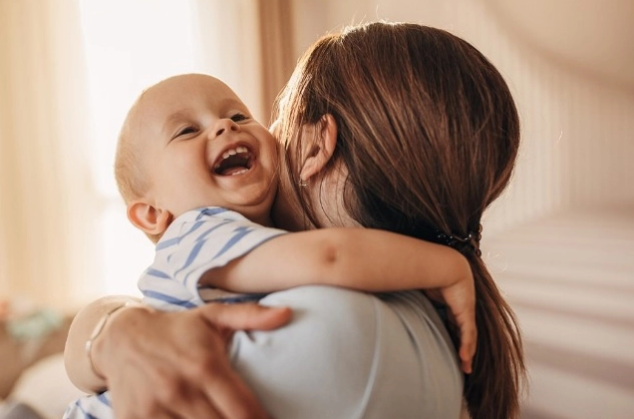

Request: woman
left=65, top=22, right=525, bottom=419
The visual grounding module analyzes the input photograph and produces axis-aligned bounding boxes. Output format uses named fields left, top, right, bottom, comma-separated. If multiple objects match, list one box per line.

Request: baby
left=64, top=73, right=474, bottom=419
left=116, top=73, right=474, bottom=319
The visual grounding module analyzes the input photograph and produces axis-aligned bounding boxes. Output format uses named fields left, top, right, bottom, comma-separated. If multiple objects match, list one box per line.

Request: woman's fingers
left=199, top=360, right=273, bottom=419
left=158, top=388, right=224, bottom=419
left=100, top=304, right=289, bottom=419
left=186, top=304, right=282, bottom=419
left=199, top=302, right=292, bottom=332
left=108, top=342, right=228, bottom=419
left=176, top=396, right=224, bottom=419
left=167, top=313, right=271, bottom=419
left=111, top=382, right=223, bottom=419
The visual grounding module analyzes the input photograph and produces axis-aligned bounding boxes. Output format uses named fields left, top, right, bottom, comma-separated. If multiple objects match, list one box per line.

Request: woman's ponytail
left=464, top=257, right=525, bottom=419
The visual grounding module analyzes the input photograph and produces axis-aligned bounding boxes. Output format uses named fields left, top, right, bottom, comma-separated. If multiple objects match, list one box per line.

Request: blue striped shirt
left=64, top=207, right=286, bottom=419
left=139, top=207, right=286, bottom=311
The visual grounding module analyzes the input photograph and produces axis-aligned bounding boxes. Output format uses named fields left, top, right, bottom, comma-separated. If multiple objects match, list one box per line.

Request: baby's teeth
left=221, top=146, right=248, bottom=161
left=222, top=148, right=240, bottom=159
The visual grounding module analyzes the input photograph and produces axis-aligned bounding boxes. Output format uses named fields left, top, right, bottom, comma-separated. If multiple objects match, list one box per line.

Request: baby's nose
left=215, top=119, right=239, bottom=137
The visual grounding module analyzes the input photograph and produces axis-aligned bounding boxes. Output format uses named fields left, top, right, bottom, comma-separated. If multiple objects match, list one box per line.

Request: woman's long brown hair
left=274, top=22, right=525, bottom=419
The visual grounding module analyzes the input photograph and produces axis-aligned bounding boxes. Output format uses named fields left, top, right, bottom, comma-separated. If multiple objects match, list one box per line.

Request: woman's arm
left=205, top=227, right=476, bottom=372
left=64, top=295, right=291, bottom=419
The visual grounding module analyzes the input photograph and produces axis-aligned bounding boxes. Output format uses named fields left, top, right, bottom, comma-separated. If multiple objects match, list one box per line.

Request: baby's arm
left=207, top=228, right=467, bottom=292
left=205, top=227, right=475, bottom=372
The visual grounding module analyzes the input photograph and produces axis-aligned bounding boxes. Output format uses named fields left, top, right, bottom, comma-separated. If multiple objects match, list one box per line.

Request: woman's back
left=231, top=286, right=463, bottom=419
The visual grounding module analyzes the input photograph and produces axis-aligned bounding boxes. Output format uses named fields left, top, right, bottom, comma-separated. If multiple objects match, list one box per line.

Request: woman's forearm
left=64, top=295, right=142, bottom=393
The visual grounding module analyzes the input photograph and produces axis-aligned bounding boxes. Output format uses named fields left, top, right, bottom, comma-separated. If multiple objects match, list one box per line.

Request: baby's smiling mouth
left=213, top=145, right=254, bottom=176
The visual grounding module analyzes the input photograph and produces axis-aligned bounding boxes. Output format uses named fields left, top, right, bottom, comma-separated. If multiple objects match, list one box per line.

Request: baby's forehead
left=145, top=76, right=244, bottom=112
left=125, top=77, right=246, bottom=135
left=152, top=74, right=238, bottom=99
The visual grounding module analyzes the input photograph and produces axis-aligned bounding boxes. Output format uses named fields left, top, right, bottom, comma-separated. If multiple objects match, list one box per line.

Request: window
left=79, top=0, right=203, bottom=296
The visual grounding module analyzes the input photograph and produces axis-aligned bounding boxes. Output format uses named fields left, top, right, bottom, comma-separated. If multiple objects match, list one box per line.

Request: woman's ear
left=299, top=114, right=338, bottom=182
left=127, top=200, right=173, bottom=237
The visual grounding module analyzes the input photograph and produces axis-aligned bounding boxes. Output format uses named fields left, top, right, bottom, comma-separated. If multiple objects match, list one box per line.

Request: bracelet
left=85, top=301, right=139, bottom=380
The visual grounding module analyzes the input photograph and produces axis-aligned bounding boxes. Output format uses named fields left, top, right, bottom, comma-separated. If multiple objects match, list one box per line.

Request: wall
left=291, top=0, right=634, bottom=235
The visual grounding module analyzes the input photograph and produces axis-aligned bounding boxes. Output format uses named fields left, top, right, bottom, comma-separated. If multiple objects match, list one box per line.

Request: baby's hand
left=429, top=274, right=477, bottom=374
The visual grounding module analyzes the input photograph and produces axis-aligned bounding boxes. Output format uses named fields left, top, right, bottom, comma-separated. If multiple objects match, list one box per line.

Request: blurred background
left=0, top=1, right=632, bottom=418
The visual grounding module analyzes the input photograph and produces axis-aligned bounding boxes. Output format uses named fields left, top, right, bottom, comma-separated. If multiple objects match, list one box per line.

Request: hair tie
left=436, top=224, right=482, bottom=257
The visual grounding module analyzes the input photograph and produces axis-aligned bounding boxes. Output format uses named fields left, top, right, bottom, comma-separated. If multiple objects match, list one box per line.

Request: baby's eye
left=230, top=113, right=249, bottom=122
left=176, top=126, right=198, bottom=137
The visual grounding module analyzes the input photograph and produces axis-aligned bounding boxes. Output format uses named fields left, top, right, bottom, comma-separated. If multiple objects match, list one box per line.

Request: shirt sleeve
left=139, top=208, right=286, bottom=310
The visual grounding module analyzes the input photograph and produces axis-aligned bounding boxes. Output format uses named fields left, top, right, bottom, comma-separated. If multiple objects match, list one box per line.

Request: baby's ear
left=127, top=200, right=172, bottom=237
left=299, top=114, right=338, bottom=182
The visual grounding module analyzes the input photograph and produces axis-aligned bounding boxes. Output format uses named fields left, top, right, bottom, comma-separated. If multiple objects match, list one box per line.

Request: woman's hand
left=92, top=302, right=291, bottom=419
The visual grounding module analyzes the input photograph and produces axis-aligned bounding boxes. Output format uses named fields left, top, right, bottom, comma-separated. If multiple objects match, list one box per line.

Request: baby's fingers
left=456, top=312, right=477, bottom=374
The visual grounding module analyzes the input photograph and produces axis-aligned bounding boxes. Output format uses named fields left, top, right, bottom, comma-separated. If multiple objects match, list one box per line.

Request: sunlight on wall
left=79, top=0, right=203, bottom=296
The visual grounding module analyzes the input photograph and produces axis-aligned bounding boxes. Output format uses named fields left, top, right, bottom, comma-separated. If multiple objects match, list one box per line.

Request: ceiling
left=484, top=0, right=634, bottom=92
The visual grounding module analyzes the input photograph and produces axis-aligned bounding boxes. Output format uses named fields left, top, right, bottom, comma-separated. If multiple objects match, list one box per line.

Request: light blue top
left=232, top=286, right=464, bottom=419
left=64, top=288, right=463, bottom=419
left=64, top=207, right=464, bottom=419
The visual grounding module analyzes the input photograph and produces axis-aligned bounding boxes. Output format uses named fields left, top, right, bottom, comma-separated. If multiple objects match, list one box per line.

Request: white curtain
left=0, top=0, right=97, bottom=311
left=191, top=0, right=294, bottom=124
left=0, top=0, right=295, bottom=311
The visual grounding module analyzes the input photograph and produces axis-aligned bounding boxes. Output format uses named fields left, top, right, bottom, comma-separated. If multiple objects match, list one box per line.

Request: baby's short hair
left=114, top=95, right=162, bottom=243
left=114, top=102, right=147, bottom=205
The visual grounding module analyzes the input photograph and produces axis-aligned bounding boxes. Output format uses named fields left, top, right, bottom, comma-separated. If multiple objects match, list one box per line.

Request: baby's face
left=130, top=74, right=278, bottom=225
